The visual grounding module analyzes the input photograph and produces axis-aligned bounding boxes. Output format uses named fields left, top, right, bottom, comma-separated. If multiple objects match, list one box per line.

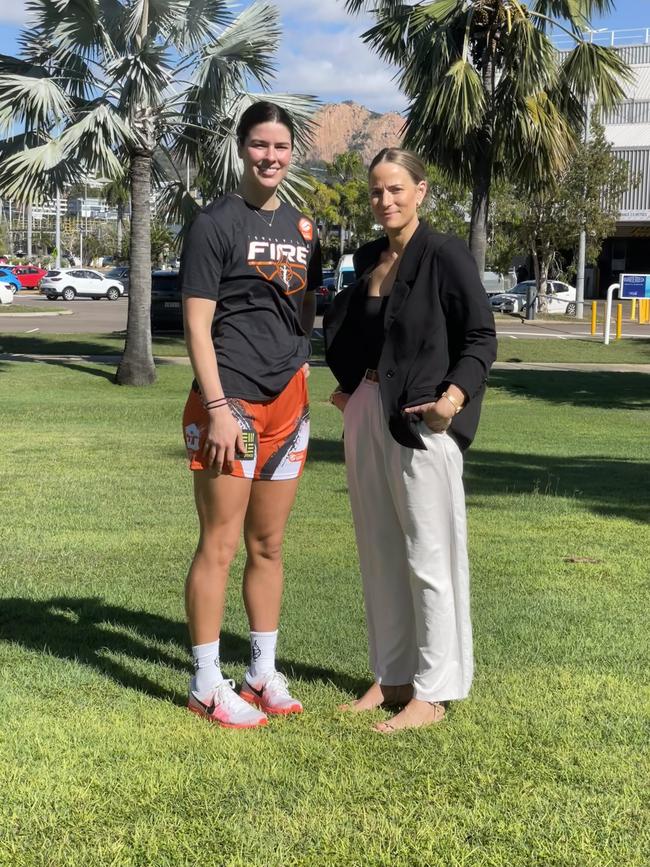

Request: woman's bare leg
left=242, top=478, right=300, bottom=630
left=185, top=471, right=252, bottom=645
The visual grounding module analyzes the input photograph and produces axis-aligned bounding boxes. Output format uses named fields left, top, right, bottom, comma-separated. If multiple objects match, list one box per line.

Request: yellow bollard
left=631, top=298, right=637, bottom=321
left=642, top=299, right=649, bottom=324
left=616, top=303, right=623, bottom=340
left=591, top=301, right=597, bottom=335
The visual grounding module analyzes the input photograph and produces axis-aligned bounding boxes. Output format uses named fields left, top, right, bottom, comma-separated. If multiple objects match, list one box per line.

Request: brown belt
left=364, top=368, right=380, bottom=382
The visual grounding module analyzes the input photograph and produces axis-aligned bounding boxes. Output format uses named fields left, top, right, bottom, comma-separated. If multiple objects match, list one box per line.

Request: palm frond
left=361, top=4, right=418, bottom=66
left=530, top=0, right=615, bottom=32
left=561, top=42, right=632, bottom=107
left=516, top=91, right=576, bottom=190
left=190, top=1, right=281, bottom=110
left=0, top=72, right=71, bottom=134
left=501, top=16, right=559, bottom=95
left=60, top=101, right=136, bottom=178
left=169, top=0, right=232, bottom=52
left=107, top=44, right=173, bottom=113
left=420, top=59, right=486, bottom=147
left=345, top=0, right=414, bottom=15
left=155, top=178, right=201, bottom=240
left=0, top=137, right=80, bottom=201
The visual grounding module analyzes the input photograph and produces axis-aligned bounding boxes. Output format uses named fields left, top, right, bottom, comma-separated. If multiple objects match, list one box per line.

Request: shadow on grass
left=0, top=333, right=126, bottom=356
left=466, top=450, right=650, bottom=523
left=308, top=436, right=344, bottom=464
left=41, top=359, right=117, bottom=382
left=490, top=369, right=650, bottom=410
left=0, top=596, right=367, bottom=704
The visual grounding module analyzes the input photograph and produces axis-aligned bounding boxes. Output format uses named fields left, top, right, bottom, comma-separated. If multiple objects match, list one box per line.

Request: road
left=3, top=293, right=650, bottom=339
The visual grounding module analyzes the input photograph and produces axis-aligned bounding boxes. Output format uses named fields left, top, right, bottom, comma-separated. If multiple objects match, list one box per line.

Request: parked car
left=315, top=276, right=336, bottom=314
left=482, top=269, right=517, bottom=296
left=334, top=254, right=356, bottom=293
left=490, top=280, right=577, bottom=315
left=11, top=265, right=48, bottom=289
left=151, top=270, right=182, bottom=332
left=40, top=268, right=125, bottom=300
left=0, top=267, right=22, bottom=293
left=0, top=283, right=14, bottom=304
left=105, top=266, right=129, bottom=295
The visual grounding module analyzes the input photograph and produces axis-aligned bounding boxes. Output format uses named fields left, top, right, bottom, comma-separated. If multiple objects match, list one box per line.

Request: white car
left=41, top=268, right=125, bottom=301
left=0, top=282, right=14, bottom=305
left=490, top=280, right=576, bottom=315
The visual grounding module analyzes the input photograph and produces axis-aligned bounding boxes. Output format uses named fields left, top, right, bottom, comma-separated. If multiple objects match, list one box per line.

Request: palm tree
left=0, top=0, right=317, bottom=385
left=345, top=0, right=632, bottom=276
left=326, top=151, right=366, bottom=254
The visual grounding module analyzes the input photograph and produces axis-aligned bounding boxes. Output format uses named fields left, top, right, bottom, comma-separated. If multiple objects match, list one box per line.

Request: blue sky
left=0, top=0, right=646, bottom=113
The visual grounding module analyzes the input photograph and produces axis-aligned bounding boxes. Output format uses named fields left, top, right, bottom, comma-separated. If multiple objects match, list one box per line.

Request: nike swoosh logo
left=191, top=694, right=216, bottom=714
left=243, top=680, right=263, bottom=697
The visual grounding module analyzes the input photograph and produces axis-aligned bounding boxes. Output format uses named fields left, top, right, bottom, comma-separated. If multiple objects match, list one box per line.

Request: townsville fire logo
left=247, top=240, right=308, bottom=294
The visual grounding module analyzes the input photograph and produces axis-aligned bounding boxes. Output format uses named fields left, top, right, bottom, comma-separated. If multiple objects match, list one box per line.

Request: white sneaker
left=187, top=679, right=268, bottom=728
left=240, top=671, right=303, bottom=715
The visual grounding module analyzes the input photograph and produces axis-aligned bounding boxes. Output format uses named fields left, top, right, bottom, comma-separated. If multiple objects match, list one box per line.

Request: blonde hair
left=368, top=147, right=427, bottom=184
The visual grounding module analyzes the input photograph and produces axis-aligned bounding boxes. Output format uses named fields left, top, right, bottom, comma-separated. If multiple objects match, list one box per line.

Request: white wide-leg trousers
left=343, top=379, right=473, bottom=703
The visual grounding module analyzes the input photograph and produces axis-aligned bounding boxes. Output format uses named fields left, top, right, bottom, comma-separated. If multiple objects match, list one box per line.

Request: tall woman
left=180, top=101, right=321, bottom=728
left=324, top=148, right=496, bottom=732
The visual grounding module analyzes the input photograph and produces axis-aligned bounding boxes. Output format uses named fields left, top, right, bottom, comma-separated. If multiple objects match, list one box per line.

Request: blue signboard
left=620, top=273, right=650, bottom=299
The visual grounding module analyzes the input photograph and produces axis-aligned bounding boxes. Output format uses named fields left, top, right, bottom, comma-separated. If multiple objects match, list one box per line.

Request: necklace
left=233, top=192, right=278, bottom=229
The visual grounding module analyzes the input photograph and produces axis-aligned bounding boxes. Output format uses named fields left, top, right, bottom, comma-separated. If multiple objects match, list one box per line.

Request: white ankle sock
left=191, top=639, right=223, bottom=698
left=248, top=630, right=278, bottom=682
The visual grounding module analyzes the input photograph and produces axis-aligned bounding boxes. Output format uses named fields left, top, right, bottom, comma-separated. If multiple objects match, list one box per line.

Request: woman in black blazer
left=324, top=148, right=497, bottom=732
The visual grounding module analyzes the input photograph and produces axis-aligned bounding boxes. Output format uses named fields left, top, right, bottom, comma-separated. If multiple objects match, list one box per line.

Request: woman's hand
left=403, top=399, right=454, bottom=433
left=203, top=405, right=245, bottom=471
left=330, top=391, right=351, bottom=413
left=301, top=362, right=310, bottom=379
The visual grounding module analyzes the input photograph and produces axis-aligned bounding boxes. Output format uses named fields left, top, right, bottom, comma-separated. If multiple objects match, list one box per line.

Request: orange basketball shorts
left=182, top=368, right=309, bottom=480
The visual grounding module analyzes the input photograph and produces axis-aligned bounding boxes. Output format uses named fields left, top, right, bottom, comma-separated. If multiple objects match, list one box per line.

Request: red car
left=12, top=265, right=48, bottom=289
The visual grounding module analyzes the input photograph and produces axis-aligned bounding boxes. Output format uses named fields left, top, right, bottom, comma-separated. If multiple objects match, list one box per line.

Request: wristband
left=203, top=397, right=229, bottom=410
left=440, top=391, right=463, bottom=414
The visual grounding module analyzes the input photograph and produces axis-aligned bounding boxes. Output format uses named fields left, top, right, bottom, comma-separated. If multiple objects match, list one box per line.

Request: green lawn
left=0, top=360, right=649, bottom=866
left=1, top=330, right=650, bottom=365
left=0, top=305, right=66, bottom=314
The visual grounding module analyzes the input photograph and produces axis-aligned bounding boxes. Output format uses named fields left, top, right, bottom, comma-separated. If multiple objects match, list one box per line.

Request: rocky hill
left=305, top=101, right=404, bottom=165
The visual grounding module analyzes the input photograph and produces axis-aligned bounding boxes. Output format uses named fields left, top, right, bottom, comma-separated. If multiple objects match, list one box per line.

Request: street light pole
left=576, top=226, right=586, bottom=320
left=55, top=191, right=61, bottom=268
left=575, top=98, right=592, bottom=320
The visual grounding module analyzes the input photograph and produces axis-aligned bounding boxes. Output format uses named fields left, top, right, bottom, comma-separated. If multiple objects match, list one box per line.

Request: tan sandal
left=373, top=700, right=447, bottom=734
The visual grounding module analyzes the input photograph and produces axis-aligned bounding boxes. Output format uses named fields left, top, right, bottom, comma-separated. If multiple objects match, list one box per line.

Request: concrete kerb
left=0, top=310, right=73, bottom=317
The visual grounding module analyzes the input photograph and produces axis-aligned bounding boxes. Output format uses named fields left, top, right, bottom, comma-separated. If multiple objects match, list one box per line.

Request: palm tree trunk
left=469, top=167, right=489, bottom=276
left=116, top=202, right=123, bottom=259
left=469, top=59, right=495, bottom=276
left=537, top=253, right=550, bottom=314
left=116, top=150, right=156, bottom=385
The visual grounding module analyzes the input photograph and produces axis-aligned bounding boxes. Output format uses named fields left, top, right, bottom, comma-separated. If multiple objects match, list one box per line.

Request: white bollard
left=603, top=283, right=620, bottom=346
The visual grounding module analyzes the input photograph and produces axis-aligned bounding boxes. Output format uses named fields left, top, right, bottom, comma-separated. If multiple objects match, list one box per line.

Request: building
left=554, top=28, right=650, bottom=296
left=597, top=31, right=650, bottom=295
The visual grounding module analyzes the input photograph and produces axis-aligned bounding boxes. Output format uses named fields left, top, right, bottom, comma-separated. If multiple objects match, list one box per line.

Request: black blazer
left=323, top=222, right=497, bottom=451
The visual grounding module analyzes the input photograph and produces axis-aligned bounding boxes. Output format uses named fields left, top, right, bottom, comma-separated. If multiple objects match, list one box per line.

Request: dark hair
left=368, top=147, right=427, bottom=184
left=236, top=101, right=295, bottom=147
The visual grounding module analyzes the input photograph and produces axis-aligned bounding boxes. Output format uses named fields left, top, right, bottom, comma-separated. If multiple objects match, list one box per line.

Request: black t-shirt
left=180, top=193, right=322, bottom=400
